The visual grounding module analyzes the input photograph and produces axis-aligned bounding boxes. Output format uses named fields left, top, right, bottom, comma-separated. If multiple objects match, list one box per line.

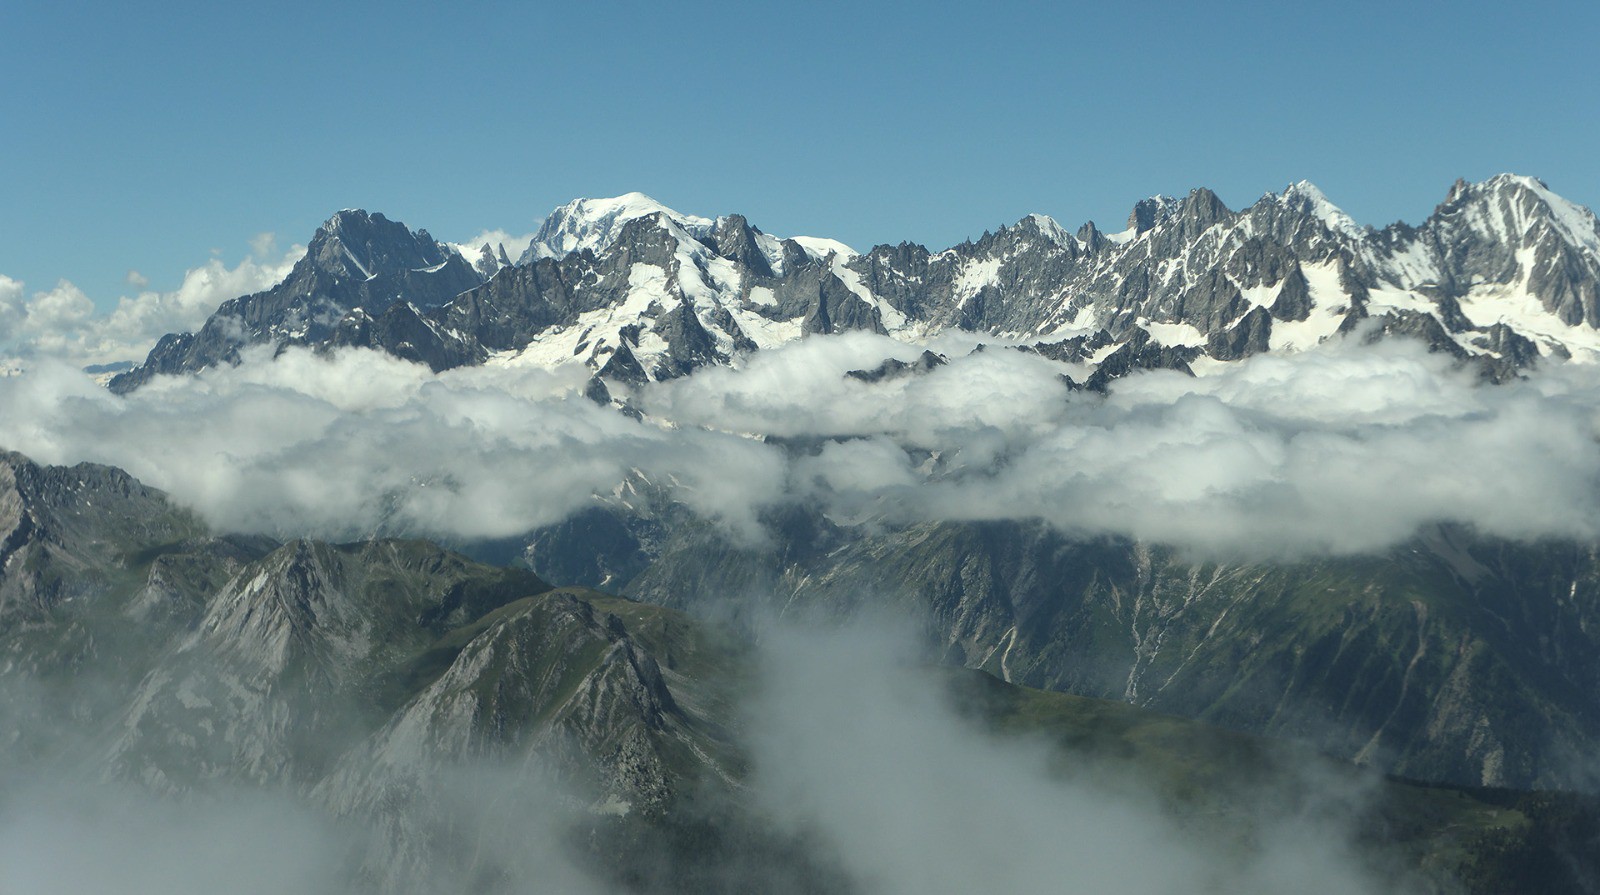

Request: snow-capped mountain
left=110, top=209, right=483, bottom=393
left=519, top=192, right=718, bottom=263
left=110, top=175, right=1600, bottom=393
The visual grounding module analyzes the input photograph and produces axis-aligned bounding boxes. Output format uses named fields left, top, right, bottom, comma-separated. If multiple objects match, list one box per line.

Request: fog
left=746, top=620, right=1405, bottom=895
left=0, top=610, right=1412, bottom=895
left=0, top=671, right=612, bottom=895
left=0, top=772, right=622, bottom=895
left=3, top=331, right=1599, bottom=557
left=0, top=784, right=349, bottom=895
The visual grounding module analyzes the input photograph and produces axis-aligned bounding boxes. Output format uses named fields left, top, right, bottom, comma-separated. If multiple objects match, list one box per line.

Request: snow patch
left=1268, top=262, right=1352, bottom=352
left=953, top=258, right=1003, bottom=302
left=1137, top=319, right=1206, bottom=347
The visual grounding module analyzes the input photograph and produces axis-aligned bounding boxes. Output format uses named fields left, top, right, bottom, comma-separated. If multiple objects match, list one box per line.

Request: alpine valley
left=7, top=175, right=1600, bottom=893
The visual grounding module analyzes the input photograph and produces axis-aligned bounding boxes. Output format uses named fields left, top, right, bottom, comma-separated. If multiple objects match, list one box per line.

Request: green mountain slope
left=531, top=501, right=1600, bottom=791
left=3, top=450, right=1598, bottom=893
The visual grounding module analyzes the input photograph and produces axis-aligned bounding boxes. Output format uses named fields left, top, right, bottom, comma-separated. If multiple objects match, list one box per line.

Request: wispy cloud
left=746, top=619, right=1403, bottom=895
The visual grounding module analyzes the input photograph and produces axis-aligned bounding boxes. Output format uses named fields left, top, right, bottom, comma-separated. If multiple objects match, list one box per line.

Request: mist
left=0, top=784, right=349, bottom=895
left=744, top=618, right=1406, bottom=895
left=0, top=605, right=1416, bottom=895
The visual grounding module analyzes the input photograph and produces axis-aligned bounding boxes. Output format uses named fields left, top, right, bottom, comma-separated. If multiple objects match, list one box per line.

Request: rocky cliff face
left=0, top=451, right=755, bottom=888
left=104, top=539, right=548, bottom=789
left=526, top=485, right=1600, bottom=792
left=0, top=450, right=206, bottom=620
left=2, top=451, right=1598, bottom=893
left=108, top=210, right=483, bottom=392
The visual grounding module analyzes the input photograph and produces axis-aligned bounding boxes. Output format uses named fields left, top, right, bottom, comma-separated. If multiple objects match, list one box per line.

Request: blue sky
left=3, top=0, right=1597, bottom=312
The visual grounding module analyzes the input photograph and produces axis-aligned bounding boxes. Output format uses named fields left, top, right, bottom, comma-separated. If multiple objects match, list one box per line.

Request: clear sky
left=3, top=0, right=1598, bottom=312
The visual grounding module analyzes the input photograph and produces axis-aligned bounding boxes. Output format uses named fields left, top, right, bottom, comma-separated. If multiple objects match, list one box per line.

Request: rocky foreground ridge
left=4, top=449, right=1600, bottom=893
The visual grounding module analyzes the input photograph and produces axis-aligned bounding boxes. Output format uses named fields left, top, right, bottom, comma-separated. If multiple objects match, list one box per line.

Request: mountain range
left=12, top=176, right=1600, bottom=892
left=3, top=449, right=1598, bottom=893
left=109, top=174, right=1600, bottom=394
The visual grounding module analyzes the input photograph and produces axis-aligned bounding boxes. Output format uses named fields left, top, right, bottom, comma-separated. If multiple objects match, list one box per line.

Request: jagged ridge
left=111, top=175, right=1600, bottom=393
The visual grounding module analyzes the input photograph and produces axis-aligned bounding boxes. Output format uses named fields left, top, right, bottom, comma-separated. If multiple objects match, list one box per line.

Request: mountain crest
left=310, top=209, right=456, bottom=280
left=109, top=174, right=1600, bottom=394
left=521, top=192, right=714, bottom=263
left=1126, top=195, right=1180, bottom=234
left=1275, top=180, right=1364, bottom=238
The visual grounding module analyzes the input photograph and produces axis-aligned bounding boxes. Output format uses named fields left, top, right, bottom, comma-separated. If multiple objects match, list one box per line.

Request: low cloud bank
left=2, top=332, right=1598, bottom=557
left=0, top=347, right=783, bottom=540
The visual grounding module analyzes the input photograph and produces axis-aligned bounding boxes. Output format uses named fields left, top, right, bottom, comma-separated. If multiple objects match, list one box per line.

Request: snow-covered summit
left=1022, top=213, right=1074, bottom=247
left=786, top=235, right=858, bottom=259
left=1277, top=181, right=1365, bottom=240
left=1460, top=174, right=1600, bottom=255
left=520, top=193, right=716, bottom=264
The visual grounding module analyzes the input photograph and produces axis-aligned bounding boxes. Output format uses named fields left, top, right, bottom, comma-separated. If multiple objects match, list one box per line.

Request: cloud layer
left=0, top=347, right=782, bottom=540
left=1, top=331, right=1598, bottom=557
left=650, top=333, right=1600, bottom=555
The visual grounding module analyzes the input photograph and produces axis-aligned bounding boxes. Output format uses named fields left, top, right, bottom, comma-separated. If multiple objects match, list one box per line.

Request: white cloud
left=448, top=229, right=538, bottom=264
left=0, top=274, right=27, bottom=335
left=0, top=346, right=783, bottom=542
left=22, top=281, right=95, bottom=332
left=1, top=329, right=1598, bottom=558
left=0, top=242, right=303, bottom=368
left=645, top=334, right=1600, bottom=557
left=248, top=232, right=278, bottom=258
left=0, top=280, right=96, bottom=360
left=124, top=269, right=149, bottom=289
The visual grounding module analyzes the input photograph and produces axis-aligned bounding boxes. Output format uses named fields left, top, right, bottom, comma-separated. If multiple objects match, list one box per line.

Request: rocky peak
left=1274, top=181, right=1365, bottom=239
left=1453, top=174, right=1600, bottom=253
left=473, top=242, right=512, bottom=280
left=1076, top=221, right=1109, bottom=252
left=608, top=212, right=692, bottom=270
left=1176, top=187, right=1234, bottom=235
left=110, top=208, right=485, bottom=392
left=110, top=175, right=1600, bottom=396
left=310, top=209, right=457, bottom=282
left=1127, top=195, right=1180, bottom=234
left=1018, top=213, right=1074, bottom=247
left=1415, top=174, right=1600, bottom=325
left=709, top=213, right=775, bottom=277
left=195, top=539, right=363, bottom=677
left=0, top=451, right=203, bottom=620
